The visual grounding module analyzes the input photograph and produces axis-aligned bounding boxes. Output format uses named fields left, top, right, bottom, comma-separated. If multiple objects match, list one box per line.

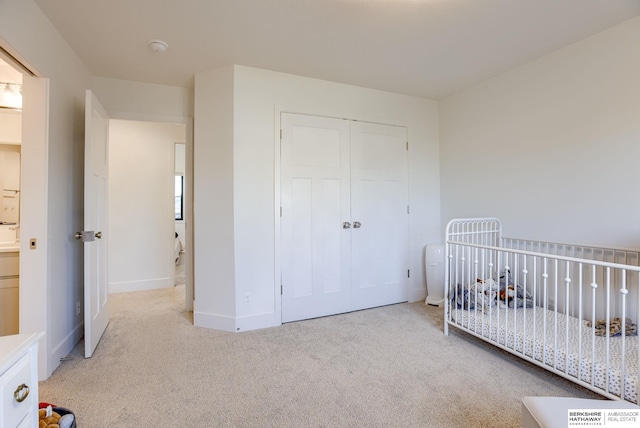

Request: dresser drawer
left=0, top=277, right=19, bottom=289
left=0, top=354, right=34, bottom=428
left=0, top=254, right=19, bottom=277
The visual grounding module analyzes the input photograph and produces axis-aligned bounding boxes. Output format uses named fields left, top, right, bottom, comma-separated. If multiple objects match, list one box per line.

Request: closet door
left=350, top=121, right=409, bottom=310
left=281, top=113, right=351, bottom=323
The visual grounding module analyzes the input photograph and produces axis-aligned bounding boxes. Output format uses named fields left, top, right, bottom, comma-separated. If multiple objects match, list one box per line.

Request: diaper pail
left=425, top=243, right=445, bottom=306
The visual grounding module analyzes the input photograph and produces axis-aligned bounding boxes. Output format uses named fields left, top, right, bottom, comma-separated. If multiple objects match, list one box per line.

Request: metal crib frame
left=444, top=217, right=640, bottom=404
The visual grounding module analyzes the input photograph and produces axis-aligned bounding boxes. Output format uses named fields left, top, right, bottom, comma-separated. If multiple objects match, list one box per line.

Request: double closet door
left=281, top=113, right=409, bottom=323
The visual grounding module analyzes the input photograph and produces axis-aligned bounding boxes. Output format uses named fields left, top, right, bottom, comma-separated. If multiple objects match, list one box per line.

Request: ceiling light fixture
left=149, top=39, right=168, bottom=53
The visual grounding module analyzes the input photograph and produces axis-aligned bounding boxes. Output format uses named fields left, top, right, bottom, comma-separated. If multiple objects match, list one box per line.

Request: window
left=175, top=175, right=184, bottom=220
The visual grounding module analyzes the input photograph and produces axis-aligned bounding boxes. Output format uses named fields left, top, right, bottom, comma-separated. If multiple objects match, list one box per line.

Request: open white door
left=82, top=90, right=109, bottom=358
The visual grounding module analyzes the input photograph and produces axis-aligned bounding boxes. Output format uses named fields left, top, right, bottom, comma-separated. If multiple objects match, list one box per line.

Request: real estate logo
left=568, top=409, right=639, bottom=427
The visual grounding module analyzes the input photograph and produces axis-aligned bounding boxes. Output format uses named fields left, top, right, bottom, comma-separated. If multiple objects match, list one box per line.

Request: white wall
left=193, top=66, right=237, bottom=330
left=92, top=77, right=193, bottom=122
left=440, top=17, right=640, bottom=249
left=108, top=120, right=185, bottom=293
left=194, top=65, right=440, bottom=332
left=0, top=0, right=92, bottom=378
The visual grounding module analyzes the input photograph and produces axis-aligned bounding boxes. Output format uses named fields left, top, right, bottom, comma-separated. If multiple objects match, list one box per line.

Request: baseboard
left=408, top=286, right=427, bottom=303
left=193, top=311, right=236, bottom=332
left=236, top=312, right=280, bottom=332
left=109, top=277, right=172, bottom=294
left=194, top=310, right=280, bottom=333
left=45, top=322, right=83, bottom=380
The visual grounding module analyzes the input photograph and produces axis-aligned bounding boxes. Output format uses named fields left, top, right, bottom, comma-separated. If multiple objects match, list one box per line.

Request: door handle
left=343, top=222, right=351, bottom=229
left=95, top=231, right=102, bottom=239
left=75, top=231, right=95, bottom=242
left=353, top=221, right=362, bottom=229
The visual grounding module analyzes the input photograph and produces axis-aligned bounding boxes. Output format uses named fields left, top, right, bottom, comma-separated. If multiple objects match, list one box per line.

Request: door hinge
left=407, top=205, right=410, bottom=214
left=280, top=129, right=283, bottom=140
left=406, top=141, right=409, bottom=150
left=408, top=269, right=410, bottom=278
left=280, top=207, right=283, bottom=217
left=280, top=284, right=283, bottom=295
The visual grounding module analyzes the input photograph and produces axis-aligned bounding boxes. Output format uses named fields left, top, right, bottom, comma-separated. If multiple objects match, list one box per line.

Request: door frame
left=1, top=44, right=50, bottom=377
left=274, top=108, right=411, bottom=324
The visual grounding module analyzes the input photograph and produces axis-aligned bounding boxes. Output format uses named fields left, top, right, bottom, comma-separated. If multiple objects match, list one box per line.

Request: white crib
left=444, top=218, right=640, bottom=404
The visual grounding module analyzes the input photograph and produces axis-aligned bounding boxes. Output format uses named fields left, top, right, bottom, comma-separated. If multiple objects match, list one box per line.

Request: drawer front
left=0, top=277, right=19, bottom=290
left=0, top=254, right=19, bottom=277
left=16, top=412, right=32, bottom=428
left=0, top=354, right=34, bottom=428
left=0, top=286, right=19, bottom=336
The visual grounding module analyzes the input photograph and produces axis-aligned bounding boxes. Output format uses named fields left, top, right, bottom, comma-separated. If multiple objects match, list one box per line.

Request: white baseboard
left=194, top=311, right=236, bottom=332
left=408, top=286, right=427, bottom=303
left=109, top=278, right=172, bottom=294
left=45, top=322, right=83, bottom=380
left=194, top=310, right=280, bottom=333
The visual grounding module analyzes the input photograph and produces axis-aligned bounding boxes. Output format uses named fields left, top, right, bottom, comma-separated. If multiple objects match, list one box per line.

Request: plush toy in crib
left=497, top=268, right=534, bottom=309
left=586, top=317, right=638, bottom=337
left=499, top=286, right=516, bottom=304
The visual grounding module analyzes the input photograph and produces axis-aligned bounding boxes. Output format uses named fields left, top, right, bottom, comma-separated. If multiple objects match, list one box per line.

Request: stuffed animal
left=498, top=285, right=516, bottom=304
left=38, top=405, right=75, bottom=428
left=586, top=317, right=638, bottom=337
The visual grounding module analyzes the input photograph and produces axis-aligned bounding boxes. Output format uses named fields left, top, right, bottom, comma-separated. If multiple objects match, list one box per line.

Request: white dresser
left=0, top=332, right=43, bottom=428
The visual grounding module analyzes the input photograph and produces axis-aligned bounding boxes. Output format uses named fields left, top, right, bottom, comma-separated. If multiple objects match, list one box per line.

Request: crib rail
left=444, top=218, right=640, bottom=404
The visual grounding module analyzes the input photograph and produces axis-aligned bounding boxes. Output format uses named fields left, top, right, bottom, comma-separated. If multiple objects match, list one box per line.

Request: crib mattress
left=449, top=306, right=639, bottom=403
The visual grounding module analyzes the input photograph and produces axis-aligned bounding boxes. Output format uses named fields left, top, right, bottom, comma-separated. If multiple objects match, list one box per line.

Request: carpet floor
left=39, top=286, right=602, bottom=427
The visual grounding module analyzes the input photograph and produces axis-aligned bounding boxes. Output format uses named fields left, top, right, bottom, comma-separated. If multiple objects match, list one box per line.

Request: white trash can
left=425, top=243, right=445, bottom=306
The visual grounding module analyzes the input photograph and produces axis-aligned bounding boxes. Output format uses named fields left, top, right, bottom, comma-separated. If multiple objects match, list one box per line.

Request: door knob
left=343, top=222, right=351, bottom=229
left=353, top=221, right=362, bottom=229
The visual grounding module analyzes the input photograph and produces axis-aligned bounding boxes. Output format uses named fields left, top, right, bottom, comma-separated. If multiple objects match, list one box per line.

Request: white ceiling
left=32, top=0, right=640, bottom=99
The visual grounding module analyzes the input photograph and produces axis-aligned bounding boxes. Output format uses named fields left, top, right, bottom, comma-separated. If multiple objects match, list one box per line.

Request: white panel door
left=84, top=90, right=109, bottom=358
left=350, top=121, right=409, bottom=310
left=281, top=113, right=351, bottom=323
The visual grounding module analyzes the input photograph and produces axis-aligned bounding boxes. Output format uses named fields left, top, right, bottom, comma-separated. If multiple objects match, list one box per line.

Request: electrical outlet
left=243, top=292, right=252, bottom=305
left=76, top=301, right=81, bottom=315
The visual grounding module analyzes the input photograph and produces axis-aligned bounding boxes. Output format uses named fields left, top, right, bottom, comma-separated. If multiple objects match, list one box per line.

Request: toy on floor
left=38, top=404, right=75, bottom=428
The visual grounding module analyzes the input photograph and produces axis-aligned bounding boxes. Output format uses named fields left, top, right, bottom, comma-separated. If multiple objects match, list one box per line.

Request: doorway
left=0, top=47, right=50, bottom=377
left=107, top=119, right=188, bottom=299
left=0, top=56, right=22, bottom=336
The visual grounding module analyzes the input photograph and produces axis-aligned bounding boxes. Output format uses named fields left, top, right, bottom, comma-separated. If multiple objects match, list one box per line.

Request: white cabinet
left=0, top=332, right=42, bottom=428
left=0, top=252, right=19, bottom=336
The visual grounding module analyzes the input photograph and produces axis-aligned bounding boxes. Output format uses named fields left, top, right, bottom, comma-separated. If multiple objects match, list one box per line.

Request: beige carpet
left=39, top=286, right=601, bottom=427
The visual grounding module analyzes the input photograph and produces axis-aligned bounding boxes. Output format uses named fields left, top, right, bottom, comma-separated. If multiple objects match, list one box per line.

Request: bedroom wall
left=440, top=16, right=640, bottom=249
left=194, top=65, right=440, bottom=332
left=108, top=119, right=185, bottom=293
left=91, top=76, right=193, bottom=122
left=0, top=0, right=92, bottom=378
